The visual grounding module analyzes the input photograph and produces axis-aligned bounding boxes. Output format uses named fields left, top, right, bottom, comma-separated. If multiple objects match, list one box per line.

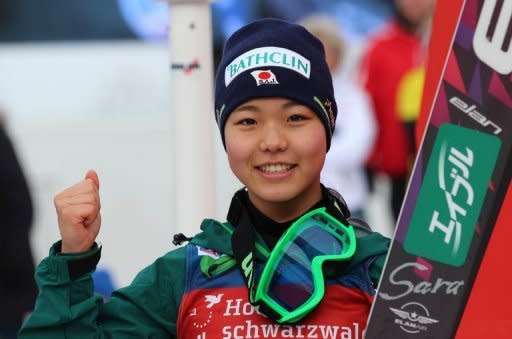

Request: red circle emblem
left=258, top=71, right=271, bottom=80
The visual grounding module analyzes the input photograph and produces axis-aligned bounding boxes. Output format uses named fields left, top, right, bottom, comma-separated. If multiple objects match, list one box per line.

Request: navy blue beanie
left=214, top=18, right=337, bottom=150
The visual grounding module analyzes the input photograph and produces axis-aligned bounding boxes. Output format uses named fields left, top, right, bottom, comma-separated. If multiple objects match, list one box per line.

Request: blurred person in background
left=300, top=15, right=376, bottom=219
left=396, top=65, right=426, bottom=175
left=359, top=0, right=434, bottom=223
left=0, top=111, right=38, bottom=339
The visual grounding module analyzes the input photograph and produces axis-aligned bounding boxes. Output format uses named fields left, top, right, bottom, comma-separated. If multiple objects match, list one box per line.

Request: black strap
left=229, top=189, right=282, bottom=321
left=229, top=190, right=256, bottom=291
left=229, top=189, right=257, bottom=298
left=323, top=186, right=351, bottom=221
left=323, top=186, right=373, bottom=235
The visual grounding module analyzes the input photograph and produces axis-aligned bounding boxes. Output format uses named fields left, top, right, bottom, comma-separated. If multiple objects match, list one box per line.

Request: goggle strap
left=231, top=209, right=256, bottom=285
left=230, top=197, right=261, bottom=300
left=227, top=188, right=246, bottom=227
left=324, top=186, right=351, bottom=220
left=230, top=193, right=285, bottom=322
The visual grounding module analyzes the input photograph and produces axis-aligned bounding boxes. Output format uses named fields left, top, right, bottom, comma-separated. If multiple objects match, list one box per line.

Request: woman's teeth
left=259, top=164, right=293, bottom=173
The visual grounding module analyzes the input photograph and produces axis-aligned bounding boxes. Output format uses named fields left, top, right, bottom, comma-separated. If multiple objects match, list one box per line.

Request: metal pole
left=167, top=0, right=215, bottom=236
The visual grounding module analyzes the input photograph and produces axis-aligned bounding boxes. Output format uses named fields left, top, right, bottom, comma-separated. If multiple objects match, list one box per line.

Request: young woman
left=20, top=18, right=389, bottom=338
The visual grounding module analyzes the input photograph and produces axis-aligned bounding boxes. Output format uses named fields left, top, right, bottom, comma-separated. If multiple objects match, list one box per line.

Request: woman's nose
left=259, top=124, right=288, bottom=152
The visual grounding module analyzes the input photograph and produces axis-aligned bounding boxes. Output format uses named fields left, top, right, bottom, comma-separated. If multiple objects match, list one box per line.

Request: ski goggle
left=252, top=207, right=356, bottom=323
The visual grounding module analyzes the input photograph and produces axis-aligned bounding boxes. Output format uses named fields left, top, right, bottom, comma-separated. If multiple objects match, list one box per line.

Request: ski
left=365, top=0, right=512, bottom=338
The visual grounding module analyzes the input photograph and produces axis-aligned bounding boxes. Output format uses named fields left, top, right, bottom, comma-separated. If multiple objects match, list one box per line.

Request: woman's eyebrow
left=282, top=100, right=306, bottom=109
left=232, top=104, right=260, bottom=113
left=232, top=100, right=304, bottom=113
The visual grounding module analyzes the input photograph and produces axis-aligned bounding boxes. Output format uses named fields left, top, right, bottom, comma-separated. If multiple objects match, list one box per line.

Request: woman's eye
left=238, top=118, right=256, bottom=126
left=288, top=114, right=307, bottom=122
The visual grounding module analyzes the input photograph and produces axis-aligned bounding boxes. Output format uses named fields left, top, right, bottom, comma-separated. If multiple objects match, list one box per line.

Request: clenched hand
left=54, top=170, right=101, bottom=253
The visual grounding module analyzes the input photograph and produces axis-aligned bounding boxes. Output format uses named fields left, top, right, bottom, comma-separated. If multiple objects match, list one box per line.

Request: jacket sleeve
left=19, top=242, right=187, bottom=339
left=369, top=252, right=387, bottom=288
left=354, top=232, right=390, bottom=289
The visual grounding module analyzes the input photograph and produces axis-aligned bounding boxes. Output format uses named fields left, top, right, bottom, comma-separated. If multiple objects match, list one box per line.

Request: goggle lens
left=267, top=222, right=346, bottom=311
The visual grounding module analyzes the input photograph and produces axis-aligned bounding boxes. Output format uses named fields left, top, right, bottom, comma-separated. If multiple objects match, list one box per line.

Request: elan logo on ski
left=403, top=124, right=501, bottom=266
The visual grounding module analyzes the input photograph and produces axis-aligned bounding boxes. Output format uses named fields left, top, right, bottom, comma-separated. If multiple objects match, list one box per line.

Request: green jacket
left=19, top=218, right=389, bottom=338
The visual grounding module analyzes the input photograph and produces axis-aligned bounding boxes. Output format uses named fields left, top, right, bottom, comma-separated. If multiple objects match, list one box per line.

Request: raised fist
left=53, top=170, right=101, bottom=253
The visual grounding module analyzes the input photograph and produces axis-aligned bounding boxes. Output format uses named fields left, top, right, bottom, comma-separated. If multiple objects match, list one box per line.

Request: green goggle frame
left=252, top=207, right=356, bottom=323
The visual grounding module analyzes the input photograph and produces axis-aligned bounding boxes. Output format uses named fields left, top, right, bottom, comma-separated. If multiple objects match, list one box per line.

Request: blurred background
left=0, top=0, right=409, bottom=292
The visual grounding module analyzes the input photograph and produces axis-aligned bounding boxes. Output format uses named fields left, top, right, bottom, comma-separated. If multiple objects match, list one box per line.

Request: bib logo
left=189, top=294, right=224, bottom=330
left=205, top=294, right=223, bottom=308
left=473, top=0, right=512, bottom=74
left=389, top=302, right=439, bottom=334
left=251, top=70, right=279, bottom=86
left=224, top=46, right=310, bottom=86
left=404, top=124, right=501, bottom=266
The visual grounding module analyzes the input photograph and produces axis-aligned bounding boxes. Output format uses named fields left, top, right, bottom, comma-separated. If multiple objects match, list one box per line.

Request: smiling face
left=224, top=97, right=327, bottom=222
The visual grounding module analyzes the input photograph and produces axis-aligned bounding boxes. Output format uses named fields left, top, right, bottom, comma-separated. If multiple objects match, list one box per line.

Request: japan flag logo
left=250, top=70, right=279, bottom=86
